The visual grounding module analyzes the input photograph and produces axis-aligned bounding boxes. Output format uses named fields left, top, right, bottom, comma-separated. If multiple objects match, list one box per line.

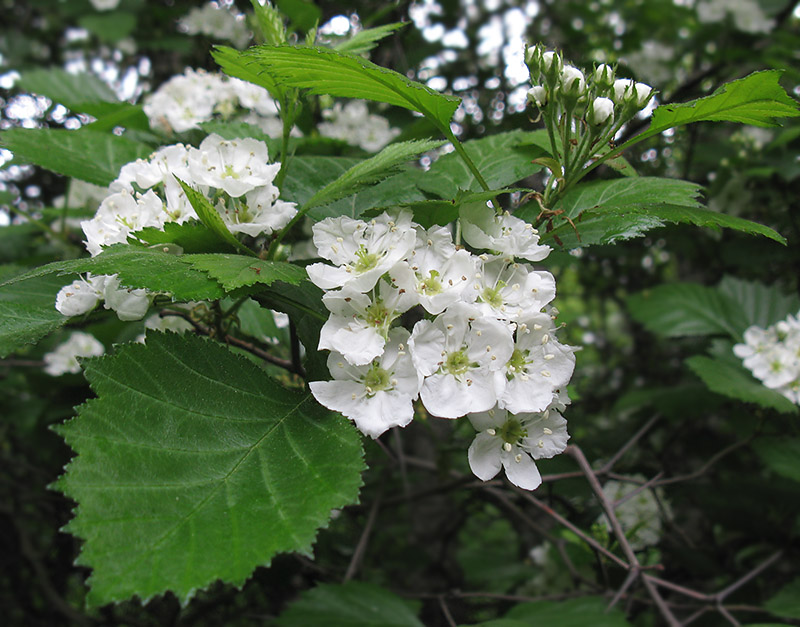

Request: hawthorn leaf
left=502, top=596, right=631, bottom=626
left=17, top=67, right=118, bottom=114
left=242, top=45, right=461, bottom=131
left=333, top=22, right=406, bottom=55
left=212, top=45, right=285, bottom=102
left=54, top=332, right=364, bottom=606
left=181, top=254, right=307, bottom=291
left=717, top=277, right=800, bottom=329
left=0, top=128, right=153, bottom=187
left=752, top=439, right=800, bottom=483
left=765, top=577, right=800, bottom=618
left=274, top=581, right=423, bottom=627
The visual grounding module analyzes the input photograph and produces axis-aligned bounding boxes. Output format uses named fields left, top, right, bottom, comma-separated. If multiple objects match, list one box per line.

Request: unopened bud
left=560, top=65, right=586, bottom=97
left=593, top=63, right=615, bottom=88
left=591, top=96, right=614, bottom=125
left=527, top=85, right=548, bottom=107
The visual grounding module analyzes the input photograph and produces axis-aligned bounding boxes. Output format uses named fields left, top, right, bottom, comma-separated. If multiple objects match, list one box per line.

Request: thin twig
left=438, top=595, right=457, bottom=627
left=343, top=494, right=382, bottom=583
left=599, top=415, right=661, bottom=474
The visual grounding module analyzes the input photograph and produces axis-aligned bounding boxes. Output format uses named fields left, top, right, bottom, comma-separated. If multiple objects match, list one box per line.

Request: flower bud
left=527, top=85, right=548, bottom=107
left=633, top=82, right=653, bottom=108
left=613, top=78, right=635, bottom=104
left=542, top=51, right=562, bottom=73
left=593, top=63, right=615, bottom=88
left=55, top=276, right=106, bottom=317
left=613, top=79, right=653, bottom=109
left=560, top=65, right=586, bottom=97
left=103, top=276, right=151, bottom=321
left=591, top=97, right=615, bottom=125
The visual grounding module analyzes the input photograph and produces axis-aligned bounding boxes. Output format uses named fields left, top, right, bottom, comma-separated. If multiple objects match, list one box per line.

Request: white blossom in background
left=696, top=0, right=774, bottom=34
left=43, top=332, right=105, bottom=376
left=624, top=41, right=678, bottom=86
left=467, top=394, right=570, bottom=490
left=89, top=0, right=121, bottom=11
left=310, top=328, right=422, bottom=438
left=595, top=476, right=668, bottom=550
left=318, top=100, right=401, bottom=152
left=178, top=2, right=250, bottom=48
left=734, top=312, right=800, bottom=404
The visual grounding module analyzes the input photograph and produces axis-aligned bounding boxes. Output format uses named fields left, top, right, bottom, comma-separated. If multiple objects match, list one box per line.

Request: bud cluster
left=307, top=207, right=577, bottom=490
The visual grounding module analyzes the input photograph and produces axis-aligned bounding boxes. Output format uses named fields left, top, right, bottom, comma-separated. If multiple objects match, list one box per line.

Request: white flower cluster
left=43, top=332, right=105, bottom=376
left=734, top=312, right=800, bottom=404
left=178, top=3, right=250, bottom=48
left=143, top=69, right=280, bottom=135
left=595, top=477, right=667, bottom=550
left=318, top=101, right=401, bottom=152
left=308, top=208, right=576, bottom=490
left=89, top=0, right=120, bottom=10
left=57, top=134, right=295, bottom=321
left=696, top=0, right=774, bottom=34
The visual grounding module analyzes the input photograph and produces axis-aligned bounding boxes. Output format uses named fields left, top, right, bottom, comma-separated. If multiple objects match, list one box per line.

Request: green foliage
left=303, top=139, right=443, bottom=210
left=242, top=45, right=461, bottom=131
left=0, top=270, right=69, bottom=358
left=482, top=596, right=631, bottom=626
left=334, top=22, right=407, bottom=55
left=212, top=45, right=285, bottom=101
left=54, top=332, right=364, bottom=605
left=0, top=128, right=153, bottom=186
left=418, top=131, right=545, bottom=199
left=274, top=581, right=423, bottom=626
left=752, top=439, right=800, bottom=482
left=131, top=222, right=235, bottom=254
left=718, top=277, right=800, bottom=329
left=17, top=67, right=118, bottom=114
left=182, top=254, right=307, bottom=291
left=765, top=577, right=800, bottom=619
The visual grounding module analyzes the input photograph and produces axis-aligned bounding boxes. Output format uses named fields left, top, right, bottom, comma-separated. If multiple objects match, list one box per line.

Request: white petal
left=468, top=432, right=503, bottom=481
left=501, top=448, right=542, bottom=490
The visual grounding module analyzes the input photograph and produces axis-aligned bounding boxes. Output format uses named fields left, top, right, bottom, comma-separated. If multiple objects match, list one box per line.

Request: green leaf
left=627, top=283, right=748, bottom=339
left=212, top=45, right=284, bottom=101
left=765, top=577, right=800, bottom=618
left=275, top=0, right=321, bottom=33
left=243, top=45, right=460, bottom=131
left=334, top=22, right=407, bottom=55
left=176, top=179, right=257, bottom=257
left=304, top=139, right=443, bottom=210
left=0, top=246, right=225, bottom=302
left=418, top=131, right=545, bottom=199
left=717, top=277, right=800, bottom=329
left=686, top=355, right=798, bottom=414
left=0, top=271, right=69, bottom=358
left=54, top=332, right=364, bottom=605
left=131, top=222, right=235, bottom=254
left=274, top=582, right=423, bottom=627
left=647, top=71, right=800, bottom=136
left=79, top=12, right=137, bottom=43
left=503, top=596, right=630, bottom=626
left=181, top=254, right=307, bottom=291
left=0, top=128, right=153, bottom=187
left=753, top=439, right=800, bottom=483
left=17, top=67, right=118, bottom=114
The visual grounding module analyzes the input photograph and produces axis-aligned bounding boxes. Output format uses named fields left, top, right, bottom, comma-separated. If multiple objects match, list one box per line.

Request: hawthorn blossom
left=459, top=204, right=551, bottom=262
left=55, top=275, right=107, bottom=317
left=468, top=255, right=556, bottom=321
left=43, top=332, right=105, bottom=376
left=143, top=69, right=222, bottom=133
left=102, top=275, right=151, bottom=321
left=467, top=395, right=570, bottom=490
left=310, top=329, right=421, bottom=438
left=81, top=189, right=166, bottom=256
left=318, top=100, right=400, bottom=152
left=187, top=134, right=279, bottom=198
left=217, top=184, right=297, bottom=237
left=307, top=211, right=416, bottom=293
left=595, top=476, right=669, bottom=549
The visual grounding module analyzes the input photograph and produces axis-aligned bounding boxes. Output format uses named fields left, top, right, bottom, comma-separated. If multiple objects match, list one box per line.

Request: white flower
left=593, top=63, right=615, bottom=86
left=595, top=476, right=667, bottom=550
left=90, top=0, right=120, bottom=10
left=143, top=69, right=222, bottom=133
left=231, top=78, right=279, bottom=117
left=310, top=328, right=422, bottom=438
left=527, top=85, right=548, bottom=107
left=319, top=275, right=418, bottom=366
left=55, top=275, right=107, bottom=317
left=113, top=144, right=193, bottom=193
left=187, top=134, right=279, bottom=198
left=541, top=51, right=561, bottom=73
left=318, top=101, right=400, bottom=152
left=103, top=275, right=151, bottom=321
left=467, top=396, right=570, bottom=490
left=217, top=184, right=297, bottom=237
left=178, top=3, right=251, bottom=48
left=460, top=205, right=551, bottom=262
left=613, top=79, right=652, bottom=109
left=560, top=65, right=586, bottom=96
left=467, top=256, right=556, bottom=322
left=408, top=302, right=514, bottom=418
left=43, top=332, right=105, bottom=376
left=496, top=312, right=576, bottom=414
left=81, top=189, right=166, bottom=256
left=307, top=211, right=417, bottom=293
left=591, top=97, right=615, bottom=126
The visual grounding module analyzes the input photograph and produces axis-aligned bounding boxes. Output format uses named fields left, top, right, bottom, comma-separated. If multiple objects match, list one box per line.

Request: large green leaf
left=645, top=71, right=800, bottom=138
left=0, top=270, right=69, bottom=357
left=55, top=332, right=364, bottom=605
left=627, top=283, right=748, bottom=339
left=181, top=254, right=307, bottom=291
left=0, top=246, right=225, bottom=301
left=274, top=582, right=423, bottom=627
left=718, top=277, right=800, bottom=329
left=303, top=139, right=443, bottom=210
left=417, top=131, right=545, bottom=199
left=212, top=45, right=284, bottom=102
left=765, top=578, right=800, bottom=619
left=501, top=596, right=630, bottom=626
left=242, top=45, right=461, bottom=131
left=686, top=355, right=798, bottom=414
left=753, top=439, right=800, bottom=482
left=334, top=22, right=406, bottom=55
left=0, top=128, right=153, bottom=187
left=17, top=67, right=118, bottom=115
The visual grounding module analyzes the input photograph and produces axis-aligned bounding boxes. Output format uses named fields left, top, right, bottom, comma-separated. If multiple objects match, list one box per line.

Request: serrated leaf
left=627, top=283, right=748, bottom=339
left=718, top=277, right=800, bottom=329
left=0, top=128, right=153, bottom=187
left=388, top=188, right=526, bottom=228
left=54, top=332, right=364, bottom=605
left=131, top=221, right=235, bottom=254
left=503, top=596, right=630, bottom=626
left=275, top=0, right=321, bottom=33
left=0, top=246, right=225, bottom=301
left=181, top=254, right=307, bottom=291
left=765, top=578, right=800, bottom=618
left=752, top=439, right=800, bottom=483
left=17, top=67, right=118, bottom=114
left=304, top=139, right=443, bottom=210
left=274, top=582, right=423, bottom=627
left=686, top=355, right=798, bottom=414
left=212, top=45, right=285, bottom=102
left=418, top=131, right=545, bottom=199
left=334, top=22, right=406, bottom=55
left=242, top=45, right=460, bottom=131
left=0, top=271, right=69, bottom=357
left=176, top=179, right=257, bottom=257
